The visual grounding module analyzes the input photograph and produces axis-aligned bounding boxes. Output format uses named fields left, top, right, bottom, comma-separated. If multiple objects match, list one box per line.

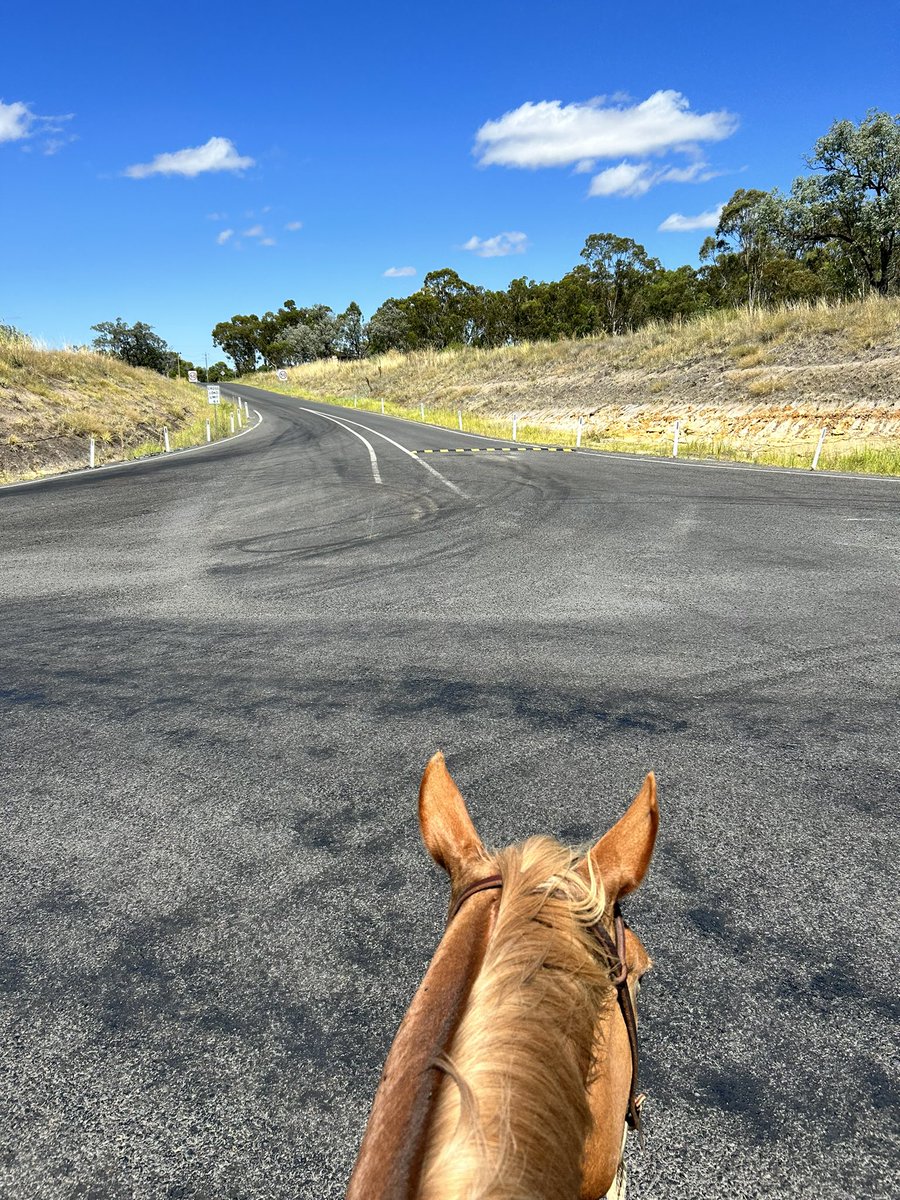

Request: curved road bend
left=1, top=384, right=898, bottom=1199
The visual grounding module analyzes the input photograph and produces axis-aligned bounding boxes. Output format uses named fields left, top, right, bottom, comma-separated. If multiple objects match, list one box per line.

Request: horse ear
left=583, top=773, right=658, bottom=903
left=418, top=752, right=487, bottom=880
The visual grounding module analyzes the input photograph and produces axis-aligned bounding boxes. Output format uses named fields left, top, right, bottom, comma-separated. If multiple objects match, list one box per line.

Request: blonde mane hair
left=419, top=837, right=616, bottom=1200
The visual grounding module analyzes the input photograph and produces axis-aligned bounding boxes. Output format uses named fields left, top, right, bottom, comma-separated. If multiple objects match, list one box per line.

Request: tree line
left=92, top=111, right=899, bottom=376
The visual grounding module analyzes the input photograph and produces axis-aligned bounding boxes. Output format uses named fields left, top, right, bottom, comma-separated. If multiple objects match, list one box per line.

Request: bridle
left=449, top=874, right=646, bottom=1136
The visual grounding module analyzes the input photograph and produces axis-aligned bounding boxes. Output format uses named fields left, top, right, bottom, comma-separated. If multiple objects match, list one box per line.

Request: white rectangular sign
left=207, top=385, right=221, bottom=404
left=188, top=370, right=198, bottom=383
left=276, top=369, right=288, bottom=382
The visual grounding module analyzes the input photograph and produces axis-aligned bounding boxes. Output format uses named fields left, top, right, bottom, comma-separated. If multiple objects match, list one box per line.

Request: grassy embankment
left=254, top=296, right=900, bottom=475
left=0, top=331, right=243, bottom=484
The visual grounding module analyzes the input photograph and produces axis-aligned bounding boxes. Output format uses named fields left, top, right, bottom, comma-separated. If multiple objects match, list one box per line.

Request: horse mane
left=418, top=836, right=616, bottom=1200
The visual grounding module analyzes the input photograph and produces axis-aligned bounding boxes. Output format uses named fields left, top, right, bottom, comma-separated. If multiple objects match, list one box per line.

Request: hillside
left=255, top=297, right=900, bottom=473
left=0, top=335, right=217, bottom=483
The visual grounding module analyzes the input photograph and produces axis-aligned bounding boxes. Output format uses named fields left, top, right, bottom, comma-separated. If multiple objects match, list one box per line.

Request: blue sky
left=2, top=0, right=898, bottom=365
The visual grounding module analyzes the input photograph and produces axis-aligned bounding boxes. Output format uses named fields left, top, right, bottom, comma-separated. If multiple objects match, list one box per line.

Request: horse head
left=348, top=753, right=659, bottom=1200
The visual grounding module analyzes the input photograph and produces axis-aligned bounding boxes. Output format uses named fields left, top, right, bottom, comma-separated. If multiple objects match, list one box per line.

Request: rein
left=450, top=874, right=646, bottom=1137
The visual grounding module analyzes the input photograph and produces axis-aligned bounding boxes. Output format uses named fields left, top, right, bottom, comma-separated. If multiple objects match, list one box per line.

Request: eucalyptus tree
left=579, top=234, right=661, bottom=333
left=781, top=110, right=900, bottom=295
left=91, top=318, right=172, bottom=373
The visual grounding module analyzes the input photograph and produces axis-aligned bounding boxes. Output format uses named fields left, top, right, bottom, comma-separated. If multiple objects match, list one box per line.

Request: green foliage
left=580, top=233, right=661, bottom=332
left=212, top=313, right=264, bottom=375
left=781, top=109, right=900, bottom=295
left=91, top=318, right=174, bottom=373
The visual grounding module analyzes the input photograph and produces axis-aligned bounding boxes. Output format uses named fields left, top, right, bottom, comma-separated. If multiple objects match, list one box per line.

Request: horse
left=347, top=752, right=659, bottom=1200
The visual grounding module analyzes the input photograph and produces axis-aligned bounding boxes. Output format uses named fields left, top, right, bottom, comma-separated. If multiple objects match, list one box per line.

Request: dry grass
left=0, top=331, right=225, bottom=483
left=253, top=296, right=900, bottom=476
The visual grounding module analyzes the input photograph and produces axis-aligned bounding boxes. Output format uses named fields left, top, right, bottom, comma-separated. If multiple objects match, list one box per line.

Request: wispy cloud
left=474, top=91, right=737, bottom=169
left=587, top=159, right=719, bottom=198
left=125, top=136, right=254, bottom=179
left=659, top=205, right=724, bottom=232
left=1, top=100, right=75, bottom=152
left=285, top=220, right=303, bottom=231
left=217, top=229, right=235, bottom=245
left=462, top=231, right=529, bottom=258
left=260, top=237, right=276, bottom=246
left=383, top=266, right=416, bottom=277
left=243, top=224, right=264, bottom=237
left=207, top=211, right=228, bottom=221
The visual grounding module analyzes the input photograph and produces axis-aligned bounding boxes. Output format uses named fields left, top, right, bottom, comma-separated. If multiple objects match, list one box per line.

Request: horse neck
left=418, top=855, right=612, bottom=1200
left=346, top=888, right=500, bottom=1200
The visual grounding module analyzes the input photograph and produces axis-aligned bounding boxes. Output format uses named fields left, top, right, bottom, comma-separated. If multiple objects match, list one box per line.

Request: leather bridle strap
left=448, top=874, right=504, bottom=922
left=589, top=904, right=644, bottom=1136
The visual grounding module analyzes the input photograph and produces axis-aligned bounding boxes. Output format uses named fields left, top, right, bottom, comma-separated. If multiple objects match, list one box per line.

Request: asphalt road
left=1, top=386, right=898, bottom=1200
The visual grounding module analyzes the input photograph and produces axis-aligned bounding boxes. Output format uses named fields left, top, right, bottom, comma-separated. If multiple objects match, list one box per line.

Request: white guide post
left=419, top=402, right=425, bottom=420
left=458, top=409, right=463, bottom=431
left=163, top=427, right=170, bottom=453
left=230, top=413, right=235, bottom=433
left=380, top=399, right=385, bottom=415
left=576, top=417, right=583, bottom=448
left=512, top=414, right=518, bottom=442
left=89, top=437, right=95, bottom=469
left=811, top=427, right=828, bottom=470
left=237, top=410, right=243, bottom=429
left=205, top=420, right=211, bottom=443
left=672, top=420, right=680, bottom=458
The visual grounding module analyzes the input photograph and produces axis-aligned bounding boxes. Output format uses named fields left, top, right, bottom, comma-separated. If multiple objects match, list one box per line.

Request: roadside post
left=811, top=427, right=828, bottom=470
left=230, top=412, right=235, bottom=433
left=205, top=420, right=211, bottom=443
left=458, top=409, right=463, bottom=431
left=420, top=402, right=425, bottom=420
left=512, top=414, right=519, bottom=441
left=576, top=416, right=583, bottom=448
left=163, top=427, right=170, bottom=453
left=672, top=419, right=681, bottom=458
left=380, top=399, right=385, bottom=415
left=89, top=437, right=95, bottom=469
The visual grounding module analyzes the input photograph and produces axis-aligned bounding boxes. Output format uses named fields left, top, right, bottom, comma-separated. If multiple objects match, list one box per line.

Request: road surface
left=1, top=385, right=898, bottom=1199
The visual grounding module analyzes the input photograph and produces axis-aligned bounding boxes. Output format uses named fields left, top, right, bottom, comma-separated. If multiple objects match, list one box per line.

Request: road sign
left=276, top=369, right=288, bottom=382
left=207, top=385, right=221, bottom=404
left=188, top=370, right=198, bottom=383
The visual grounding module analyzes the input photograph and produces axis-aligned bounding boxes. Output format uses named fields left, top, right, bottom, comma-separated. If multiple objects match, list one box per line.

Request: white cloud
left=217, top=229, right=235, bottom=245
left=658, top=205, right=724, bottom=232
left=260, top=237, right=276, bottom=246
left=588, top=158, right=720, bottom=198
left=462, top=231, right=529, bottom=258
left=207, top=211, right=227, bottom=221
left=383, top=266, right=416, bottom=277
left=588, top=162, right=655, bottom=197
left=474, top=91, right=737, bottom=169
left=243, top=224, right=264, bottom=237
left=0, top=100, right=36, bottom=142
left=125, top=136, right=254, bottom=179
left=1, top=100, right=75, bottom=152
left=285, top=220, right=303, bottom=231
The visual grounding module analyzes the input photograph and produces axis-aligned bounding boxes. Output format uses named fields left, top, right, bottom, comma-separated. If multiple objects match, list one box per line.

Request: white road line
left=299, top=407, right=382, bottom=484
left=306, top=408, right=468, bottom=498
left=0, top=409, right=264, bottom=493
